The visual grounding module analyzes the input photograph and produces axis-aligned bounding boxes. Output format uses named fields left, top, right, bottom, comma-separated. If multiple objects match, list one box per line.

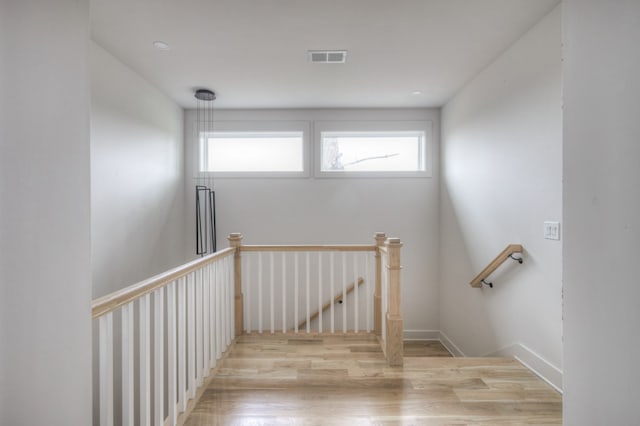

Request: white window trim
left=314, top=120, right=433, bottom=178
left=196, top=120, right=311, bottom=178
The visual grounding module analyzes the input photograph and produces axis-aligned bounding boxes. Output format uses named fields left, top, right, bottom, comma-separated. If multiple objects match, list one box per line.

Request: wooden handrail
left=240, top=244, right=377, bottom=252
left=297, top=277, right=364, bottom=330
left=91, top=247, right=235, bottom=319
left=470, top=244, right=523, bottom=288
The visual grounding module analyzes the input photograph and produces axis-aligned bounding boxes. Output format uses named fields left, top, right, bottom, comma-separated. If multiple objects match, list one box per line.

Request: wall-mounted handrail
left=470, top=244, right=524, bottom=288
left=92, top=247, right=235, bottom=319
left=298, top=277, right=364, bottom=330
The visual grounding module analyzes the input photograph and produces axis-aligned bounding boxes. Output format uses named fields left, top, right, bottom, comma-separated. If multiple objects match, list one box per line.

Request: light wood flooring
left=184, top=334, right=562, bottom=425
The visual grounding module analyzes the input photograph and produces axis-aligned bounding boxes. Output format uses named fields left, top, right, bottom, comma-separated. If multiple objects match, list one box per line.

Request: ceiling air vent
left=308, top=50, right=347, bottom=64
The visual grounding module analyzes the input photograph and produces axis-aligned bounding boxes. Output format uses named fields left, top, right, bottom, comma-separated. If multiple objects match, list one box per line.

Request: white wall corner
left=438, top=331, right=466, bottom=357
left=403, top=330, right=441, bottom=341
left=484, top=343, right=563, bottom=393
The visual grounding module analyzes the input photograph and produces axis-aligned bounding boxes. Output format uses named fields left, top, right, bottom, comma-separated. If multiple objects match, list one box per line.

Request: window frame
left=196, top=120, right=311, bottom=178
left=314, top=120, right=433, bottom=178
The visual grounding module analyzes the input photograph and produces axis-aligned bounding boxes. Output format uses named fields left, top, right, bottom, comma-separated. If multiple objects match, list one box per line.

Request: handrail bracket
left=470, top=244, right=524, bottom=288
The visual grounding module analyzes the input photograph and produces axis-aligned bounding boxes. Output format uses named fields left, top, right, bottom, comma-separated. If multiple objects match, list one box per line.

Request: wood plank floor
left=184, top=334, right=562, bottom=425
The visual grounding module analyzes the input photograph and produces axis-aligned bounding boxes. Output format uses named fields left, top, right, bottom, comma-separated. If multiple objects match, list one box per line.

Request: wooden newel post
left=228, top=233, right=244, bottom=337
left=373, top=232, right=386, bottom=336
left=385, top=237, right=404, bottom=366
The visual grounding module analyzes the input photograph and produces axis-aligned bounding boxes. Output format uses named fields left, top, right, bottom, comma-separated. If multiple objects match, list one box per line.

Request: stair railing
left=237, top=240, right=376, bottom=335
left=92, top=232, right=404, bottom=426
left=92, top=247, right=235, bottom=426
left=470, top=244, right=524, bottom=288
left=231, top=232, right=404, bottom=366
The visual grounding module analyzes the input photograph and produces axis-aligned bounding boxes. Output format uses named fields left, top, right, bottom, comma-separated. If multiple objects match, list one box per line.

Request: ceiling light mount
left=152, top=40, right=170, bottom=51
left=194, top=89, right=216, bottom=101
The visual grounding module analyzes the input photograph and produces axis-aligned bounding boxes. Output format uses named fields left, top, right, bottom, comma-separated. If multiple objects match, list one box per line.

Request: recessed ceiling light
left=412, top=91, right=423, bottom=95
left=153, top=41, right=170, bottom=51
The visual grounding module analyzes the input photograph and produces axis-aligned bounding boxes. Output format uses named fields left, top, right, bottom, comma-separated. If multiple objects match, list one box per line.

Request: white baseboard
left=403, top=329, right=440, bottom=340
left=484, top=343, right=563, bottom=393
left=437, top=331, right=466, bottom=357
left=402, top=330, right=562, bottom=392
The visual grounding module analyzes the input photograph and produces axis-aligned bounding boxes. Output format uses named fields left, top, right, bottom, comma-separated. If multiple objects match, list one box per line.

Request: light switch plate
left=544, top=221, right=560, bottom=240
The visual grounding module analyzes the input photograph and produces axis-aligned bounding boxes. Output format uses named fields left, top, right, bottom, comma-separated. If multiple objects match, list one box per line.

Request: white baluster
left=330, top=252, right=335, bottom=334
left=223, top=256, right=229, bottom=345
left=154, top=288, right=164, bottom=426
left=270, top=252, right=275, bottom=334
left=366, top=253, right=371, bottom=332
left=140, top=294, right=151, bottom=426
left=220, top=259, right=226, bottom=347
left=215, top=262, right=222, bottom=359
left=294, top=252, right=299, bottom=333
left=167, top=282, right=177, bottom=425
left=121, top=304, right=134, bottom=426
left=281, top=253, right=286, bottom=333
left=99, top=313, right=113, bottom=426
left=188, top=273, right=196, bottom=398
left=122, top=303, right=134, bottom=426
left=209, top=262, right=218, bottom=368
left=318, top=252, right=323, bottom=333
left=354, top=252, right=359, bottom=333
left=306, top=252, right=310, bottom=334
left=258, top=252, right=263, bottom=334
left=178, top=277, right=186, bottom=412
left=218, top=260, right=224, bottom=346
left=246, top=254, right=251, bottom=334
left=223, top=257, right=228, bottom=345
left=203, top=266, right=210, bottom=377
left=342, top=252, right=347, bottom=333
left=196, top=269, right=203, bottom=387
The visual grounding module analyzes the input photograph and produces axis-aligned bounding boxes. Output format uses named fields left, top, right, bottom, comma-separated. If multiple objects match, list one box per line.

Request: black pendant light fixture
left=194, top=89, right=217, bottom=255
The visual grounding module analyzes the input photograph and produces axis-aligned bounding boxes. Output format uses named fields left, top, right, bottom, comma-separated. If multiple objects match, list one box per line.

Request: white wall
left=440, top=7, right=563, bottom=388
left=562, top=0, right=640, bottom=423
left=184, top=108, right=440, bottom=335
left=0, top=1, right=92, bottom=424
left=91, top=42, right=186, bottom=298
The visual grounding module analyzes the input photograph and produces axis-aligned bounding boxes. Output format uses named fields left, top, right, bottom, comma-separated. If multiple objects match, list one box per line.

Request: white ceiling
left=91, top=0, right=559, bottom=109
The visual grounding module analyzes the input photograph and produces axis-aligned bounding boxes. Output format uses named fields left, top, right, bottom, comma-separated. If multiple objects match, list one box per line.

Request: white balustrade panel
left=242, top=250, right=374, bottom=334
left=96, top=243, right=385, bottom=425
left=95, top=253, right=235, bottom=426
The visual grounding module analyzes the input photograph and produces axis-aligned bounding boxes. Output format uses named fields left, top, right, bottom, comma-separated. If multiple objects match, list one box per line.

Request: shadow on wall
left=439, top=182, right=500, bottom=356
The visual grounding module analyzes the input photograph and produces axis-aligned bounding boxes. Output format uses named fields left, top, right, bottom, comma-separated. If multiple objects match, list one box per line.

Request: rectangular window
left=315, top=121, right=432, bottom=177
left=194, top=120, right=310, bottom=177
left=321, top=131, right=425, bottom=172
left=200, top=131, right=304, bottom=172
